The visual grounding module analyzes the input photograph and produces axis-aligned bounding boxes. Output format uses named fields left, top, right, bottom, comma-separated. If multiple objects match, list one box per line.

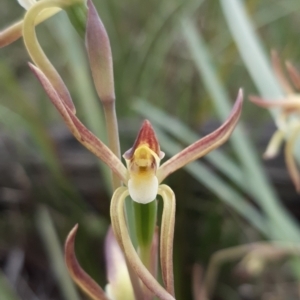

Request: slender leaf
left=36, top=206, right=81, bottom=300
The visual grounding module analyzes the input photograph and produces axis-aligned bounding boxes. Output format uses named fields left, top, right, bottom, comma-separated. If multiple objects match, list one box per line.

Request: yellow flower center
left=127, top=145, right=160, bottom=204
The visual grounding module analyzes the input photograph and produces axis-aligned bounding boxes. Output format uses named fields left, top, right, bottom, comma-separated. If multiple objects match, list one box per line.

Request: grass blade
left=36, top=206, right=81, bottom=300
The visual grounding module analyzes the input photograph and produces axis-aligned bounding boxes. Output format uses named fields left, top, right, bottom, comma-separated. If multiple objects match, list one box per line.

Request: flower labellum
left=105, top=227, right=134, bottom=300
left=124, top=120, right=165, bottom=204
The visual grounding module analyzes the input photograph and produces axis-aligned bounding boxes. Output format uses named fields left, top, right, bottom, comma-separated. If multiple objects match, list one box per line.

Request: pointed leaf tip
left=234, top=88, right=243, bottom=112
left=65, top=224, right=109, bottom=300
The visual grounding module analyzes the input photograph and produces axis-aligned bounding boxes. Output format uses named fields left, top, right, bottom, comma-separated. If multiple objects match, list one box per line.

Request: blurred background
left=1, top=0, right=300, bottom=299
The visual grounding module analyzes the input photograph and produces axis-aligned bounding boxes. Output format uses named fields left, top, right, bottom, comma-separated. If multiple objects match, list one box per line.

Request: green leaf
left=36, top=206, right=81, bottom=300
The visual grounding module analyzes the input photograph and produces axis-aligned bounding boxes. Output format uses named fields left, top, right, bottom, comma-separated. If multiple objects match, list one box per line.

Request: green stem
left=139, top=245, right=152, bottom=271
left=133, top=200, right=157, bottom=270
left=103, top=102, right=122, bottom=190
left=66, top=3, right=87, bottom=39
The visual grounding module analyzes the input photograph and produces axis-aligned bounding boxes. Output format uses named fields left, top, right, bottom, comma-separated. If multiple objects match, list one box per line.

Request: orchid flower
left=0, top=0, right=243, bottom=299
left=249, top=50, right=300, bottom=192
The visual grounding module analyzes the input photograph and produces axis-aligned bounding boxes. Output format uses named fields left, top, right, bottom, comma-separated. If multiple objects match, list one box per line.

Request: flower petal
left=123, top=120, right=163, bottom=160
left=109, top=188, right=145, bottom=300
left=85, top=0, right=115, bottom=103
left=29, top=63, right=80, bottom=136
left=125, top=121, right=164, bottom=203
left=110, top=187, right=128, bottom=251
left=110, top=187, right=175, bottom=300
left=0, top=8, right=61, bottom=48
left=104, top=227, right=134, bottom=300
left=65, top=225, right=109, bottom=300
left=67, top=112, right=128, bottom=183
left=29, top=64, right=128, bottom=184
left=128, top=172, right=158, bottom=204
left=105, top=226, right=126, bottom=282
left=271, top=50, right=294, bottom=94
left=18, top=0, right=36, bottom=10
left=23, top=0, right=75, bottom=112
left=249, top=95, right=300, bottom=113
left=263, top=130, right=284, bottom=159
left=0, top=20, right=24, bottom=48
left=158, top=185, right=176, bottom=296
left=157, top=89, right=243, bottom=183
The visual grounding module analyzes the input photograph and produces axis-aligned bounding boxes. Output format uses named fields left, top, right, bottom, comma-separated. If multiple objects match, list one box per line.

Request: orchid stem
left=139, top=245, right=151, bottom=271
left=133, top=200, right=157, bottom=298
left=102, top=102, right=122, bottom=190
left=133, top=201, right=157, bottom=271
